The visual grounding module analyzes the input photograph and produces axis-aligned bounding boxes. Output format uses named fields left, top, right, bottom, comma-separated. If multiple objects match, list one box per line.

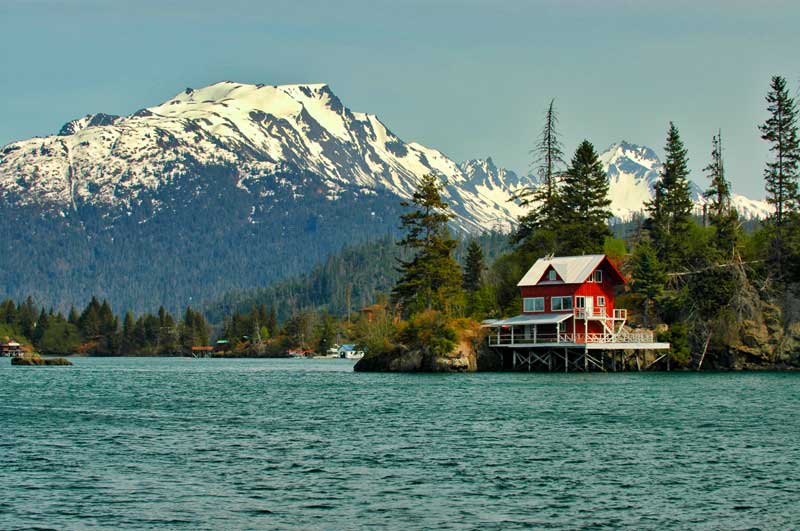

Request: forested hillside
left=203, top=232, right=509, bottom=325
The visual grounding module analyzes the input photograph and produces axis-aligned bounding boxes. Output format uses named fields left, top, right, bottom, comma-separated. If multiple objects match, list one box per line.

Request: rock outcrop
left=354, top=328, right=502, bottom=373
left=11, top=354, right=73, bottom=366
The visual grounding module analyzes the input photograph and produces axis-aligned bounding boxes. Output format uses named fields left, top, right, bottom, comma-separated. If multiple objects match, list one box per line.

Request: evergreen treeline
left=0, top=296, right=211, bottom=356
left=204, top=232, right=509, bottom=325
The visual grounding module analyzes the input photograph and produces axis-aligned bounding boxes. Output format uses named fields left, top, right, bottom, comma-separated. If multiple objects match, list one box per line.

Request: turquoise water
left=1, top=358, right=799, bottom=530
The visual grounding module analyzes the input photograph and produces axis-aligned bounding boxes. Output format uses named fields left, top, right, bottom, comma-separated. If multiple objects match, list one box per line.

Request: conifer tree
left=557, top=140, right=612, bottom=254
left=68, top=306, right=79, bottom=326
left=392, top=174, right=462, bottom=314
left=703, top=130, right=738, bottom=255
left=121, top=311, right=135, bottom=354
left=462, top=240, right=485, bottom=292
left=630, top=242, right=667, bottom=326
left=513, top=99, right=566, bottom=244
left=759, top=75, right=800, bottom=279
left=646, top=122, right=694, bottom=269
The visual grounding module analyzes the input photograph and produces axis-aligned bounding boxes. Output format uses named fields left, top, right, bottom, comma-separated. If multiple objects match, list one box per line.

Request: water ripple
left=1, top=358, right=799, bottom=530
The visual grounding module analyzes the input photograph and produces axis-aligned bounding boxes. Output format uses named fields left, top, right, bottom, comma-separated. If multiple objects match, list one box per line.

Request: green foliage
left=462, top=240, right=485, bottom=293
left=179, top=307, right=210, bottom=352
left=392, top=174, right=463, bottom=315
left=759, top=75, right=800, bottom=281
left=658, top=323, right=691, bottom=367
left=703, top=130, right=739, bottom=256
left=646, top=122, right=694, bottom=269
left=355, top=306, right=397, bottom=357
left=38, top=319, right=81, bottom=355
left=555, top=140, right=612, bottom=255
left=512, top=99, right=566, bottom=242
left=603, top=236, right=627, bottom=262
left=629, top=242, right=667, bottom=325
left=397, top=310, right=457, bottom=357
left=688, top=267, right=737, bottom=320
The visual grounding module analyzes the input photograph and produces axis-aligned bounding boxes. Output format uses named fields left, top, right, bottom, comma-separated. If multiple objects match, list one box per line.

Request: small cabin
left=337, top=343, right=364, bottom=359
left=485, top=254, right=662, bottom=347
left=1, top=340, right=24, bottom=358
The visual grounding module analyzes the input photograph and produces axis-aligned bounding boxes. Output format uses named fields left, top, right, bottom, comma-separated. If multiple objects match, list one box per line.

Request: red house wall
left=519, top=259, right=623, bottom=337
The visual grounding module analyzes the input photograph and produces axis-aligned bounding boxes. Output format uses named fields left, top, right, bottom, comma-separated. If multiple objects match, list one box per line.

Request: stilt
left=564, top=348, right=568, bottom=373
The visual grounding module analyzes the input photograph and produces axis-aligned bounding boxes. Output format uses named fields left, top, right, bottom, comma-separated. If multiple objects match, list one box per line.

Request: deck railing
left=573, top=308, right=628, bottom=320
left=487, top=327, right=653, bottom=346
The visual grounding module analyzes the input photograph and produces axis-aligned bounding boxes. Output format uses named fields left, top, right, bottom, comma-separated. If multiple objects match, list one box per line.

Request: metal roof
left=483, top=313, right=572, bottom=327
left=517, top=254, right=606, bottom=286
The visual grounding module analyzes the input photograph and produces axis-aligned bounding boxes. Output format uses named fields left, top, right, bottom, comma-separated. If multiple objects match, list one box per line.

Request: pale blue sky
left=1, top=0, right=798, bottom=198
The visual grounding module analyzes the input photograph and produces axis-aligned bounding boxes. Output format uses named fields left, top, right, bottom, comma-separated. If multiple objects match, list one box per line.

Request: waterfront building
left=0, top=340, right=24, bottom=358
left=483, top=254, right=670, bottom=371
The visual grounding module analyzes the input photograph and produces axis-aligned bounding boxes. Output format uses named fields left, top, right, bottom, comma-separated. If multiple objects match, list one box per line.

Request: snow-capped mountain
left=0, top=81, right=528, bottom=232
left=0, top=81, right=773, bottom=312
left=599, top=141, right=771, bottom=220
left=0, top=83, right=770, bottom=232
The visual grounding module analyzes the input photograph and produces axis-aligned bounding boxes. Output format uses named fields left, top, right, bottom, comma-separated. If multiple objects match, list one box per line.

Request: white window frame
left=523, top=297, right=545, bottom=313
left=593, top=270, right=603, bottom=283
left=575, top=296, right=585, bottom=309
left=597, top=296, right=606, bottom=307
left=551, top=296, right=573, bottom=311
left=548, top=270, right=557, bottom=281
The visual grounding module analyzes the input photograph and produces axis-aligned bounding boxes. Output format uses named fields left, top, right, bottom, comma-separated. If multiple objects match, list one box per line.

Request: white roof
left=517, top=254, right=606, bottom=287
left=482, top=313, right=572, bottom=327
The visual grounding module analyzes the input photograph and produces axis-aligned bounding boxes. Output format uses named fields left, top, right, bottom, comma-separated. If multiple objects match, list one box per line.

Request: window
left=593, top=270, right=603, bottom=283
left=523, top=297, right=545, bottom=312
left=575, top=296, right=585, bottom=309
left=551, top=296, right=573, bottom=311
left=597, top=296, right=606, bottom=307
left=548, top=270, right=557, bottom=281
left=559, top=321, right=567, bottom=333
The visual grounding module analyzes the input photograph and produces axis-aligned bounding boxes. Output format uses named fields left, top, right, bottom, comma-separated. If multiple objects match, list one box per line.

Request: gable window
left=548, top=270, right=557, bottom=281
left=523, top=297, right=545, bottom=313
left=597, top=296, right=606, bottom=307
left=593, top=270, right=603, bottom=283
left=551, top=296, right=573, bottom=311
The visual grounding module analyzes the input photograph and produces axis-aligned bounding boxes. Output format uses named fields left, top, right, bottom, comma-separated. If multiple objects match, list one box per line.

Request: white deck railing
left=573, top=308, right=627, bottom=320
left=487, top=327, right=653, bottom=346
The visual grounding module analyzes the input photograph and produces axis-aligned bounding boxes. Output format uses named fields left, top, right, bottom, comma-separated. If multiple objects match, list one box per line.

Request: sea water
left=1, top=357, right=798, bottom=530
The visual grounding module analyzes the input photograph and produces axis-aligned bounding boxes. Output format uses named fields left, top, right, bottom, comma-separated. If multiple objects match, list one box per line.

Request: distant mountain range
left=0, top=81, right=771, bottom=311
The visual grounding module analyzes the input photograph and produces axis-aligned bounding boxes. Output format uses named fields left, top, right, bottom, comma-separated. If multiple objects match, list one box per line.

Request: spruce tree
left=513, top=99, right=565, bottom=244
left=646, top=122, right=694, bottom=269
left=703, top=130, right=738, bottom=255
left=392, top=174, right=462, bottom=315
left=557, top=140, right=612, bottom=255
left=759, top=75, right=800, bottom=279
left=462, top=240, right=485, bottom=292
left=630, top=242, right=667, bottom=326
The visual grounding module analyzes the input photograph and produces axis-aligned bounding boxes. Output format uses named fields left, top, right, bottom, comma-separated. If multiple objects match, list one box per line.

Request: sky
left=1, top=0, right=798, bottom=199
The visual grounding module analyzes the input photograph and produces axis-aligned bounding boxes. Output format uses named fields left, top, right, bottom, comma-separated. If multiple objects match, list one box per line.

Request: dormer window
left=548, top=270, right=557, bottom=281
left=592, top=270, right=603, bottom=283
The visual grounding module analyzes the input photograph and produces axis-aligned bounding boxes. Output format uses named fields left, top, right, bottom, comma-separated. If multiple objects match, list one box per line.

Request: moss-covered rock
left=11, top=354, right=72, bottom=366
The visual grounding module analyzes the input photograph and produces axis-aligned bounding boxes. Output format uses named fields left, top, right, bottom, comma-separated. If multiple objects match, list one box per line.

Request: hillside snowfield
left=0, top=82, right=770, bottom=231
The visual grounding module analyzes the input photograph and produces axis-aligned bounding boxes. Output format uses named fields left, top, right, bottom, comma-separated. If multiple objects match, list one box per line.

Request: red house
left=486, top=254, right=663, bottom=347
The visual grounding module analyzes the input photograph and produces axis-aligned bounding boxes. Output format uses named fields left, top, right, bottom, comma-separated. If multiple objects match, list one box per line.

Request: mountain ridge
left=1, top=81, right=770, bottom=231
left=0, top=81, right=772, bottom=311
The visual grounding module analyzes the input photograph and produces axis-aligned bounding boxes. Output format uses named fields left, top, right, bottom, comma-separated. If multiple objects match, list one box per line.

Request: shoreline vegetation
left=3, top=76, right=800, bottom=371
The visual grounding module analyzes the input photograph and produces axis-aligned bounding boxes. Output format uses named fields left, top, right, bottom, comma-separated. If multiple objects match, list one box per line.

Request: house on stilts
left=483, top=254, right=670, bottom=372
